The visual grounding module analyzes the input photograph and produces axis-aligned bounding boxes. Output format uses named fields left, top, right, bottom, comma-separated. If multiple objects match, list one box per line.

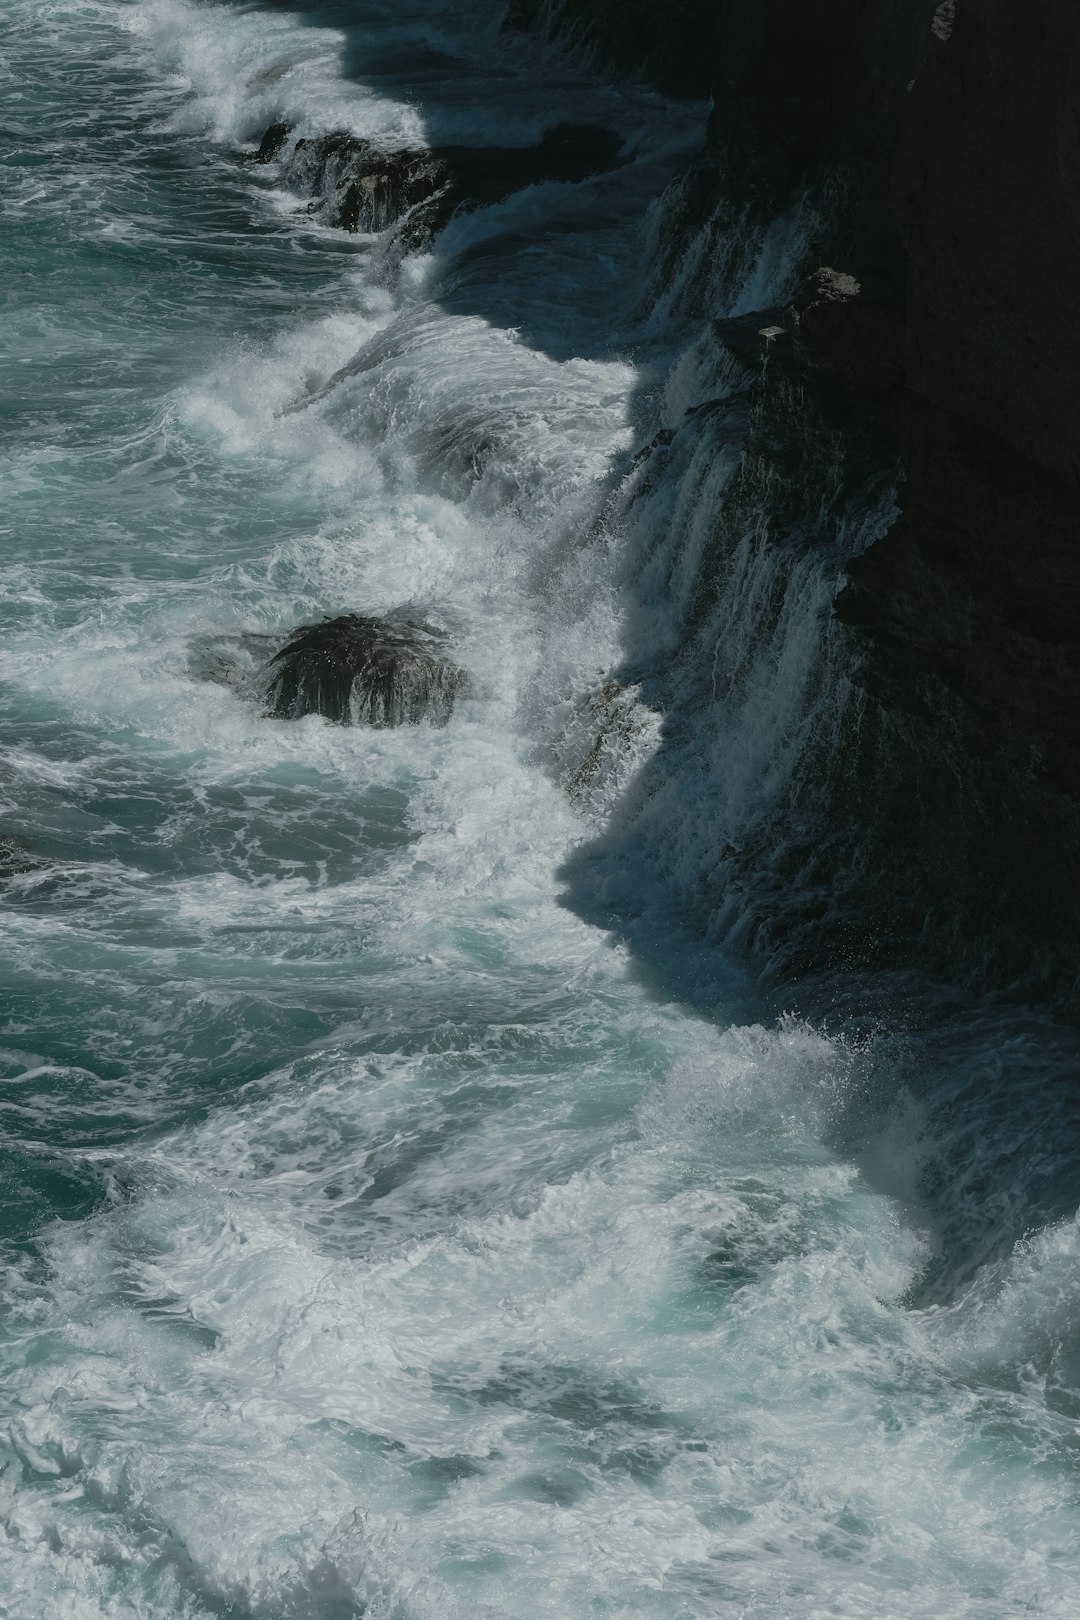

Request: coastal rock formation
left=237, top=2, right=1080, bottom=999
left=277, top=122, right=623, bottom=248
left=192, top=616, right=467, bottom=728
left=507, top=0, right=1080, bottom=1000
left=264, top=613, right=467, bottom=727
left=246, top=121, right=291, bottom=164
left=843, top=0, right=1080, bottom=783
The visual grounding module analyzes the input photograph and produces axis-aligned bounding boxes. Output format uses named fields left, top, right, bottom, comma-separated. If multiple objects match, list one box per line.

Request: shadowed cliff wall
left=509, top=0, right=1080, bottom=1007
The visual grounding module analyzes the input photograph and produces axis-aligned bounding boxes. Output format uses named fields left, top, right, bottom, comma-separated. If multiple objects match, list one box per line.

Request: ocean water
left=3, top=2, right=1080, bottom=1616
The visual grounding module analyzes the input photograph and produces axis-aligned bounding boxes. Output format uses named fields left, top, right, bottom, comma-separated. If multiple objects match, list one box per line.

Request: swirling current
left=3, top=2, right=1080, bottom=1616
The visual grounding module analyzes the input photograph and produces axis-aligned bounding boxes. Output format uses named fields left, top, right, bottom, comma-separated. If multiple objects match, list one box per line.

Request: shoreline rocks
left=265, top=612, right=467, bottom=727
left=195, top=615, right=467, bottom=729
left=256, top=121, right=624, bottom=249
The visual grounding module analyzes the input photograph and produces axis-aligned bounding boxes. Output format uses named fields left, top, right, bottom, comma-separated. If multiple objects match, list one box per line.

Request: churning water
left=4, top=2, right=1080, bottom=1615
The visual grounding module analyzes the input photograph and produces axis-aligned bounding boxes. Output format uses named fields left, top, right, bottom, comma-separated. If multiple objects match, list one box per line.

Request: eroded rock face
left=232, top=5, right=1080, bottom=998
left=264, top=614, right=467, bottom=728
left=287, top=136, right=447, bottom=241
left=790, top=269, right=905, bottom=398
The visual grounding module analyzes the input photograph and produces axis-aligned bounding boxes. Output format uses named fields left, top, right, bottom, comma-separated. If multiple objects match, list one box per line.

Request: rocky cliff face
left=509, top=0, right=1080, bottom=1006
left=504, top=0, right=719, bottom=95
left=512, top=0, right=933, bottom=261
left=838, top=1, right=1080, bottom=1001
left=847, top=1, right=1080, bottom=784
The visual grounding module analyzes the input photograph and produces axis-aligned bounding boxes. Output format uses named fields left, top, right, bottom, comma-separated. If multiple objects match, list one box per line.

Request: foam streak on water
left=2, top=2, right=1080, bottom=1617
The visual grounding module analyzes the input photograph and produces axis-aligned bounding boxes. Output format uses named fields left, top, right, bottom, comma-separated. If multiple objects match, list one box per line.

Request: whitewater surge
left=3, top=1, right=1080, bottom=1616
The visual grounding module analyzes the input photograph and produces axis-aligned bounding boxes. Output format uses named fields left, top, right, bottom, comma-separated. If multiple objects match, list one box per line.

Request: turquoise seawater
left=3, top=2, right=1080, bottom=1616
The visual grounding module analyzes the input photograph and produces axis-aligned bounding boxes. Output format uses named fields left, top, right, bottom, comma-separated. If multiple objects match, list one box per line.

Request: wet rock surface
left=245, top=121, right=291, bottom=165
left=264, top=614, right=467, bottom=728
left=508, top=0, right=1080, bottom=1003
left=188, top=630, right=278, bottom=705
left=192, top=616, right=467, bottom=728
left=277, top=122, right=624, bottom=248
left=232, top=5, right=1080, bottom=1000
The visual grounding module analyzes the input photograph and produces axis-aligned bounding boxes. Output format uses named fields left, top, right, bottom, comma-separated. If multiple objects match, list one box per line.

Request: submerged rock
left=0, top=837, right=47, bottom=879
left=187, top=631, right=278, bottom=703
left=264, top=613, right=467, bottom=727
left=548, top=679, right=661, bottom=819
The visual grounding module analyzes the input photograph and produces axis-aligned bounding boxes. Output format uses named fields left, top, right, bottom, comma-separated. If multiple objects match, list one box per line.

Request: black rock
left=264, top=614, right=467, bottom=727
left=246, top=121, right=292, bottom=164
left=288, top=123, right=625, bottom=248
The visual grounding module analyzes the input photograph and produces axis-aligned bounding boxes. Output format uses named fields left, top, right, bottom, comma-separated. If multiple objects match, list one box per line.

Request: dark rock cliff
left=841, top=2, right=1080, bottom=1003
left=846, top=0, right=1080, bottom=786
left=509, top=0, right=1080, bottom=1006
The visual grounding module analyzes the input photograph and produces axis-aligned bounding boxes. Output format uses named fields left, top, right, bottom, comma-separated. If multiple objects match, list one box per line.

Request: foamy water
left=3, top=2, right=1080, bottom=1616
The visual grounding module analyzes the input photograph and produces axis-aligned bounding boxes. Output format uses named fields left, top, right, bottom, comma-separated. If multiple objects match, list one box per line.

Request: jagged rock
left=560, top=681, right=660, bottom=814
left=264, top=614, right=467, bottom=727
left=505, top=0, right=1080, bottom=1002
left=246, top=121, right=291, bottom=164
left=284, top=123, right=624, bottom=248
left=288, top=135, right=446, bottom=237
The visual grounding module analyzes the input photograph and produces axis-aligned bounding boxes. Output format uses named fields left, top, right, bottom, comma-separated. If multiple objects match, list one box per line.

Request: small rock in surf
left=264, top=613, right=467, bottom=727
left=245, top=121, right=292, bottom=164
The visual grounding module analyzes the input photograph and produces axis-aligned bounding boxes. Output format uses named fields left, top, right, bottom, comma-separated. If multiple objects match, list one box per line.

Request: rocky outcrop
left=192, top=616, right=467, bottom=728
left=843, top=2, right=1080, bottom=781
left=246, top=121, right=291, bottom=164
left=264, top=614, right=467, bottom=727
left=275, top=123, right=623, bottom=249
left=507, top=0, right=1080, bottom=1002
left=233, top=5, right=1080, bottom=1000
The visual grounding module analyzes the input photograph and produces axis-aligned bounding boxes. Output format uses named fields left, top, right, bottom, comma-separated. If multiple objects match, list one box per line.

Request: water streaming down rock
left=504, top=0, right=1080, bottom=1008
left=277, top=122, right=625, bottom=249
left=265, top=613, right=468, bottom=726
left=191, top=614, right=467, bottom=727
